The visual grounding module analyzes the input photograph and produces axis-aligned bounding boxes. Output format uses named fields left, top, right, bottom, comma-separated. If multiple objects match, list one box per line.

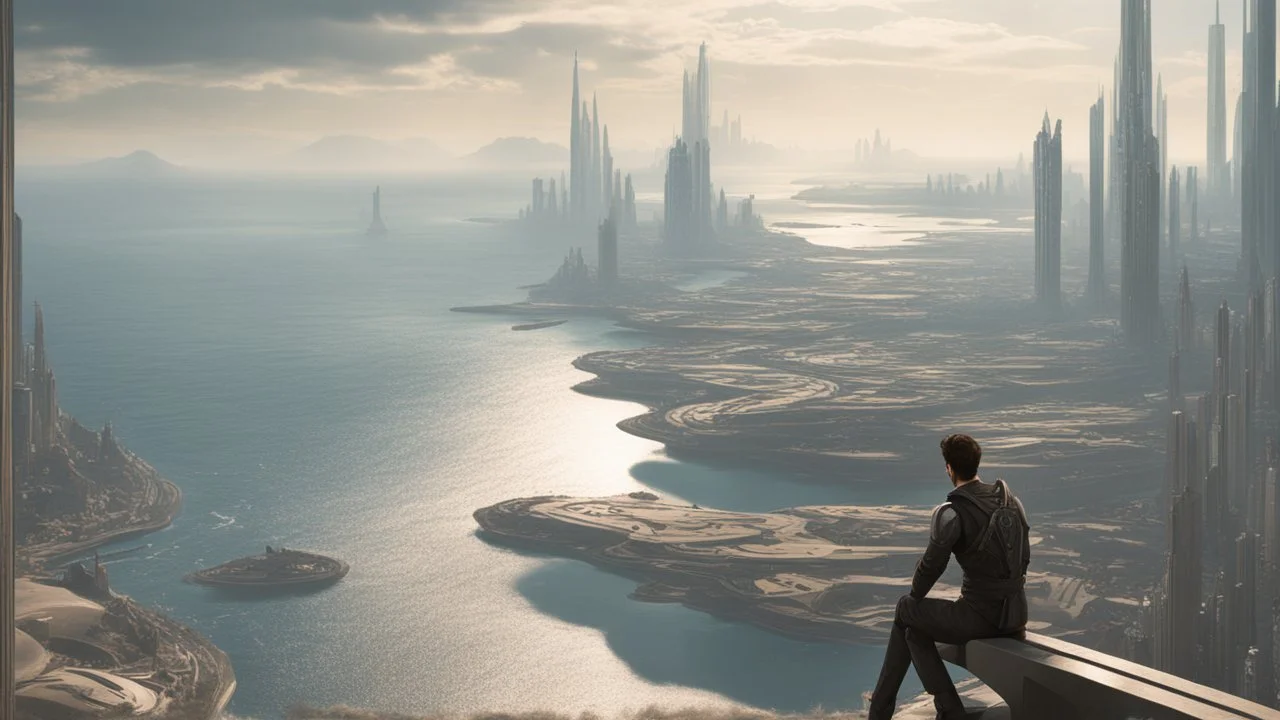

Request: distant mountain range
left=283, top=135, right=452, bottom=173
left=464, top=137, right=567, bottom=167
left=29, top=135, right=625, bottom=176
left=72, top=150, right=185, bottom=178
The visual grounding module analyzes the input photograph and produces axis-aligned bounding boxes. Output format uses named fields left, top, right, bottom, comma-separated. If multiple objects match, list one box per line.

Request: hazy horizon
left=18, top=0, right=1240, bottom=170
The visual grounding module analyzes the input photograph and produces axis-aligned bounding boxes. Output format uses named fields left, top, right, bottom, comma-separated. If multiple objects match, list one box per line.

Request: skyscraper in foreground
left=1090, top=93, right=1106, bottom=299
left=1242, top=0, right=1276, bottom=283
left=1209, top=2, right=1228, bottom=198
left=1034, top=113, right=1063, bottom=308
left=1119, top=0, right=1161, bottom=345
left=1, top=0, right=15, bottom=713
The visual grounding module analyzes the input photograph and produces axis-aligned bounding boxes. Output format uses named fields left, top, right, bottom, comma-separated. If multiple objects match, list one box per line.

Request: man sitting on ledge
left=867, top=434, right=1031, bottom=720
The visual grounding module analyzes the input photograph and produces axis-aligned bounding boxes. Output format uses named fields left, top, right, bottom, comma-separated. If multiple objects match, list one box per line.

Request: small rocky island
left=186, top=547, right=350, bottom=589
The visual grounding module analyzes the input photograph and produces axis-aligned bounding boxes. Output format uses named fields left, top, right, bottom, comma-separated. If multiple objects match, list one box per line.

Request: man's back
left=945, top=479, right=1031, bottom=631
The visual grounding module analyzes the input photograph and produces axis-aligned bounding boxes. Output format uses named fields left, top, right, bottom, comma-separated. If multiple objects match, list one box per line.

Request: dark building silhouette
left=664, top=140, right=694, bottom=249
left=1177, top=267, right=1194, bottom=352
left=597, top=216, right=618, bottom=290
left=366, top=186, right=387, bottom=236
left=1188, top=166, right=1200, bottom=243
left=623, top=174, right=636, bottom=230
left=1169, top=166, right=1181, bottom=260
left=1034, top=113, right=1062, bottom=308
left=1089, top=93, right=1106, bottom=299
left=31, top=303, right=57, bottom=454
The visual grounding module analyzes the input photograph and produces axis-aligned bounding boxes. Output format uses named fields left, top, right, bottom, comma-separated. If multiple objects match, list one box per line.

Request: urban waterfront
left=15, top=173, right=938, bottom=718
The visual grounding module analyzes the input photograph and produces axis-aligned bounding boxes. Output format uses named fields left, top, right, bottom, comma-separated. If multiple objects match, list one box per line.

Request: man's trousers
left=866, top=594, right=1004, bottom=719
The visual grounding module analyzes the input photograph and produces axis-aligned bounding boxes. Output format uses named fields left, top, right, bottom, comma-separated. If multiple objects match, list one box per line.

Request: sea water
left=15, top=171, right=928, bottom=718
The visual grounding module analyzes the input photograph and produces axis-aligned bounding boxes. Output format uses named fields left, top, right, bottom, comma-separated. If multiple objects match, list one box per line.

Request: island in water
left=186, top=546, right=350, bottom=590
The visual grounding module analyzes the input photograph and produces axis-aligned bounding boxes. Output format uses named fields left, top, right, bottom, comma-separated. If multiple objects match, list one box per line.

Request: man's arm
left=910, top=503, right=960, bottom=600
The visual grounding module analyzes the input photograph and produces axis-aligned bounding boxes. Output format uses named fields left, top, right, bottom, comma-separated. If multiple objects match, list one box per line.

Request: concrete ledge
left=937, top=632, right=1280, bottom=720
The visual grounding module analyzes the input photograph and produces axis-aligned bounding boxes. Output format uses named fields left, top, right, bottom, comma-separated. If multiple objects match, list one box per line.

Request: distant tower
left=602, top=125, right=613, bottom=216
left=1188, top=167, right=1199, bottom=244
left=1119, top=0, right=1161, bottom=345
left=1208, top=2, right=1228, bottom=198
left=591, top=94, right=601, bottom=221
left=1034, top=113, right=1063, bottom=308
left=1157, top=75, right=1168, bottom=240
left=1242, top=0, right=1277, bottom=283
left=623, top=174, right=636, bottom=230
left=1169, top=166, right=1181, bottom=260
left=366, top=186, right=387, bottom=236
left=570, top=54, right=582, bottom=222
left=1089, top=92, right=1106, bottom=300
left=597, top=216, right=618, bottom=289
left=664, top=140, right=694, bottom=250
left=1177, top=266, right=1194, bottom=352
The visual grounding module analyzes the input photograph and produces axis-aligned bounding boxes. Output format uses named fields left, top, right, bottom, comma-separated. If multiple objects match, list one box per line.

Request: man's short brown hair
left=940, top=434, right=981, bottom=480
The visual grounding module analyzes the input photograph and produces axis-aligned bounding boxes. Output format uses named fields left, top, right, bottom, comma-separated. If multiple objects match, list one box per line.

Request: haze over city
left=7, top=1, right=1280, bottom=719
left=13, top=0, right=1250, bottom=166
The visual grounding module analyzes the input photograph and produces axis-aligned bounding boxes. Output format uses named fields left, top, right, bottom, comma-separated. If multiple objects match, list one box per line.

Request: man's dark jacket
left=910, top=479, right=1031, bottom=631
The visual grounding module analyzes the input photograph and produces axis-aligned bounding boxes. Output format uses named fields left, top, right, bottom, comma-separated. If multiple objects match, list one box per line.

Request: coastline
left=461, top=209, right=1221, bottom=659
left=473, top=495, right=1151, bottom=652
left=455, top=222, right=1167, bottom=513
left=22, top=477, right=182, bottom=568
left=16, top=421, right=235, bottom=718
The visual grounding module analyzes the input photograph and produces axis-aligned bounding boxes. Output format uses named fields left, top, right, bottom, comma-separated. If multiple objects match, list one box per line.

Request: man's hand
left=910, top=503, right=960, bottom=599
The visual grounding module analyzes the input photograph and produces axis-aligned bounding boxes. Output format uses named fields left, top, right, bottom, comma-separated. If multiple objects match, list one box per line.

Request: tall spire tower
left=696, top=42, right=710, bottom=143
left=591, top=94, right=601, bottom=222
left=366, top=186, right=387, bottom=236
left=569, top=53, right=582, bottom=223
left=1034, top=113, right=1063, bottom=309
left=1119, top=0, right=1161, bottom=345
left=1208, top=1, right=1228, bottom=198
left=1090, top=91, right=1106, bottom=300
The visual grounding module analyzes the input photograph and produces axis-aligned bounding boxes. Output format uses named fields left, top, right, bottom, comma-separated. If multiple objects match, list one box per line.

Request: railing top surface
left=941, top=632, right=1280, bottom=720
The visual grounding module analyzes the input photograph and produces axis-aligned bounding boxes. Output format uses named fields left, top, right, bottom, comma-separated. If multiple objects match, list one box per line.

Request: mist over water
left=15, top=171, right=932, bottom=719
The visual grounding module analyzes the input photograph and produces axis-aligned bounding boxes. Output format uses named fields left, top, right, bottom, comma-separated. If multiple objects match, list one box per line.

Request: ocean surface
left=15, top=170, right=942, bottom=719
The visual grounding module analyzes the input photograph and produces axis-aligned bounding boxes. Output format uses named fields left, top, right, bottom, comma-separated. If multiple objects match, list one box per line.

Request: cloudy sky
left=15, top=0, right=1241, bottom=167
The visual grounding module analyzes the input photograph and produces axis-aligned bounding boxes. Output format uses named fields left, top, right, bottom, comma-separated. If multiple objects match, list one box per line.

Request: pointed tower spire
left=570, top=52, right=581, bottom=222
left=591, top=93, right=601, bottom=221
left=602, top=124, right=613, bottom=217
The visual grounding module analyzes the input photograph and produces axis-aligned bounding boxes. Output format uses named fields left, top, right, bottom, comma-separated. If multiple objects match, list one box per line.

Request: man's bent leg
left=866, top=603, right=913, bottom=719
left=905, top=626, right=964, bottom=718
left=896, top=596, right=999, bottom=719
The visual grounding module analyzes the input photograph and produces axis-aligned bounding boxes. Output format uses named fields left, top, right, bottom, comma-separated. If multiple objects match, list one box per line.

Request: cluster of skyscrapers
left=6, top=210, right=60, bottom=502
left=663, top=43, right=715, bottom=252
left=522, top=54, right=637, bottom=240
left=854, top=131, right=893, bottom=168
left=710, top=110, right=746, bottom=155
left=1137, top=275, right=1280, bottom=706
left=1033, top=114, right=1063, bottom=308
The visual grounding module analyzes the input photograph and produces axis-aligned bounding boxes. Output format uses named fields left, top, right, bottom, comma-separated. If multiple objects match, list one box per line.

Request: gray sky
left=15, top=0, right=1241, bottom=167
